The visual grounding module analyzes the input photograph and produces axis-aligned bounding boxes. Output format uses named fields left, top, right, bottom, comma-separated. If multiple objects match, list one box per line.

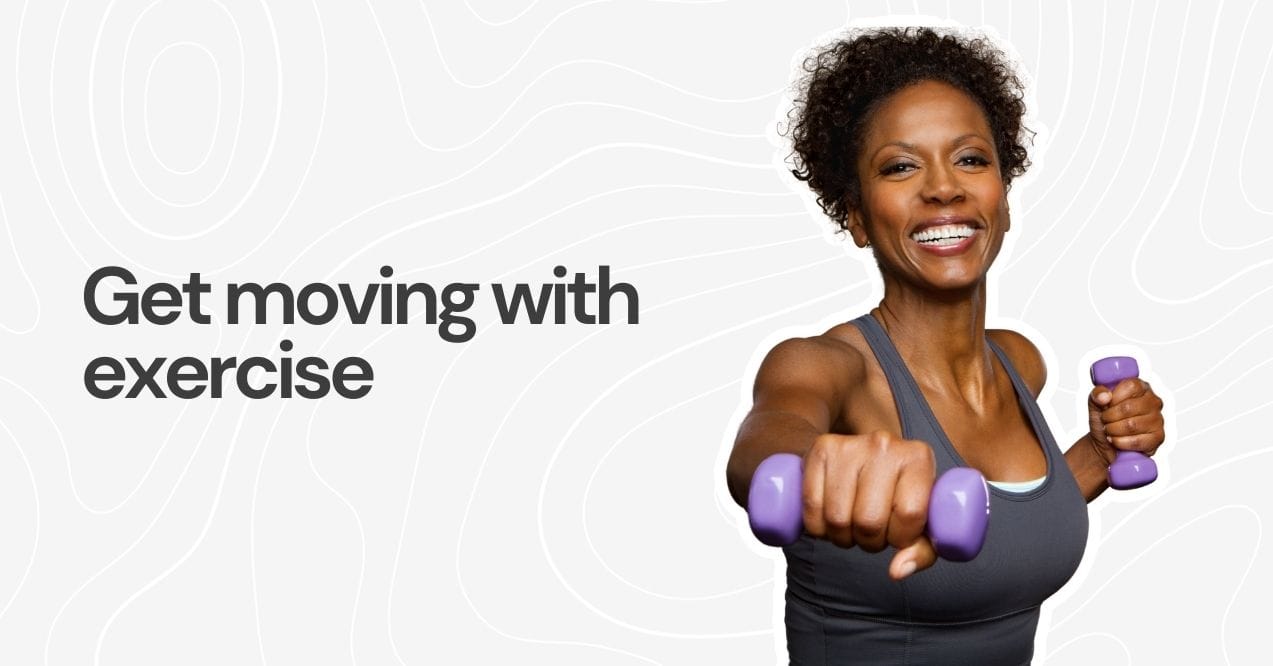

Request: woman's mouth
left=907, top=223, right=981, bottom=256
left=910, top=223, right=978, bottom=246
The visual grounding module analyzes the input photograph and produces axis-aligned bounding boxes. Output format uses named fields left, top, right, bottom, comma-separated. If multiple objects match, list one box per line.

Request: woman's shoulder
left=986, top=328, right=1047, bottom=396
left=763, top=327, right=867, bottom=371
left=757, top=324, right=871, bottom=391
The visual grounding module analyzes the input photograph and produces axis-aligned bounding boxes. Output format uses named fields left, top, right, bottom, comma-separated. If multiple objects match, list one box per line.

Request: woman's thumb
left=889, top=537, right=938, bottom=580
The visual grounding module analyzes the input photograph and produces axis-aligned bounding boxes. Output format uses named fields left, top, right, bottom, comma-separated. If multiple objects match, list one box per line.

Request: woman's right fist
left=802, top=431, right=941, bottom=579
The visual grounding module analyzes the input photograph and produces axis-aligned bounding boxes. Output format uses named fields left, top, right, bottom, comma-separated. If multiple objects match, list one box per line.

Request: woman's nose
left=921, top=164, right=964, bottom=204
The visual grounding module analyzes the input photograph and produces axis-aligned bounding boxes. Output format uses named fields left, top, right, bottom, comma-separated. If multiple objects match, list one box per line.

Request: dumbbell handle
left=748, top=453, right=989, bottom=562
left=1091, top=356, right=1158, bottom=490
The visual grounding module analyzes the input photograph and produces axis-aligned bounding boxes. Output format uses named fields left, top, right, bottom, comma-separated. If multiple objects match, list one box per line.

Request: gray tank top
left=783, top=314, right=1088, bottom=665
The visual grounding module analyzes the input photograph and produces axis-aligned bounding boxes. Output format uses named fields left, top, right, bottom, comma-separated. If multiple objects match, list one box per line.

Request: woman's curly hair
left=786, top=27, right=1031, bottom=232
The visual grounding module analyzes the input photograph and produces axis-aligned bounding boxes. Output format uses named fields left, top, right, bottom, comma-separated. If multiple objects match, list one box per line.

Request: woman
left=725, top=28, right=1166, bottom=665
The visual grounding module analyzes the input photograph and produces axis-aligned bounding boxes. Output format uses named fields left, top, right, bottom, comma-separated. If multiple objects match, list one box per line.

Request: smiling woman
left=725, top=27, right=1167, bottom=665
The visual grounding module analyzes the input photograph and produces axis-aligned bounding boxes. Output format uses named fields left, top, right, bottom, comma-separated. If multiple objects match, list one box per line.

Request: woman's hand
left=802, top=431, right=938, bottom=580
left=1087, top=378, right=1166, bottom=463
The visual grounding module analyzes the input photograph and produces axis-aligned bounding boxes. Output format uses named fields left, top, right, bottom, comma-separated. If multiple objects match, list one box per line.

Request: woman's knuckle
left=895, top=503, right=924, bottom=524
left=825, top=511, right=851, bottom=530
left=803, top=493, right=821, bottom=510
left=856, top=523, right=884, bottom=542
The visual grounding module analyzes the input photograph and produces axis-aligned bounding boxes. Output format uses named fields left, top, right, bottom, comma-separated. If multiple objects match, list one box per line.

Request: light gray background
left=0, top=1, right=1268, bottom=664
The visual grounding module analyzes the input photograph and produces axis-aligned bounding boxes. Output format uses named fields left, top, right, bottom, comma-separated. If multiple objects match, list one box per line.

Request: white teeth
left=911, top=224, right=977, bottom=244
left=924, top=236, right=966, bottom=247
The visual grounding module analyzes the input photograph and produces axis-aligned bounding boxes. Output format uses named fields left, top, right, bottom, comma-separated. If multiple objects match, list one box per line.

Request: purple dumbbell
left=748, top=453, right=990, bottom=562
left=1091, top=356, right=1158, bottom=490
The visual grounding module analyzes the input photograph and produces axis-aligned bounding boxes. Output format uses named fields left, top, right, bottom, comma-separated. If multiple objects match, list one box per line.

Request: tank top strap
left=849, top=314, right=932, bottom=442
left=986, top=340, right=1030, bottom=403
left=985, top=338, right=1064, bottom=471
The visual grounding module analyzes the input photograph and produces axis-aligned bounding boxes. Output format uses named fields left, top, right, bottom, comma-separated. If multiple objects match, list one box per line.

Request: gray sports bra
left=783, top=315, right=1089, bottom=665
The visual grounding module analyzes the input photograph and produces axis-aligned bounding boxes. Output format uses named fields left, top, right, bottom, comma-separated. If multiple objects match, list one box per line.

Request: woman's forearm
left=726, top=410, right=823, bottom=508
left=1064, top=434, right=1111, bottom=502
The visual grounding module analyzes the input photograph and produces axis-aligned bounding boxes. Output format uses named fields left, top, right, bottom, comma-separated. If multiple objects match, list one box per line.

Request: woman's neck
left=873, top=278, right=994, bottom=398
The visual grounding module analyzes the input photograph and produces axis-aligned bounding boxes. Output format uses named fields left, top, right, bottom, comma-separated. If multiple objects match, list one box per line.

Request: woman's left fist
left=1088, top=378, right=1166, bottom=459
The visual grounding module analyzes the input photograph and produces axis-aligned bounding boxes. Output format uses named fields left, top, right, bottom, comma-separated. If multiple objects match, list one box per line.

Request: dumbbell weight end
left=747, top=453, right=804, bottom=547
left=926, top=467, right=991, bottom=562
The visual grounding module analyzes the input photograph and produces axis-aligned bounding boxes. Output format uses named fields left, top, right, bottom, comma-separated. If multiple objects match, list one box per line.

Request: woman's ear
left=847, top=209, right=870, bottom=248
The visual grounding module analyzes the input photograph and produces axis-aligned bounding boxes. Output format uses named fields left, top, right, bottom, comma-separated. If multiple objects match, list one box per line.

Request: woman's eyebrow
left=869, top=141, right=919, bottom=160
left=950, top=133, right=990, bottom=146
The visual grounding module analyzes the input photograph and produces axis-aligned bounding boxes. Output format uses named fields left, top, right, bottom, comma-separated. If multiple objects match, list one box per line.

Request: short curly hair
left=786, top=27, right=1031, bottom=232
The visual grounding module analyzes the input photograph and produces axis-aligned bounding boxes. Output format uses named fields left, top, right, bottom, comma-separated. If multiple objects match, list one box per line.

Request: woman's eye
left=881, top=162, right=915, bottom=175
left=957, top=155, right=991, bottom=167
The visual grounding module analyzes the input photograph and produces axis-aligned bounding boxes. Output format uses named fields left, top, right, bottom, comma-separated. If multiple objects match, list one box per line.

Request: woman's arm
left=727, top=336, right=941, bottom=578
left=1065, top=434, right=1113, bottom=502
left=987, top=329, right=1164, bottom=503
left=725, top=337, right=859, bottom=508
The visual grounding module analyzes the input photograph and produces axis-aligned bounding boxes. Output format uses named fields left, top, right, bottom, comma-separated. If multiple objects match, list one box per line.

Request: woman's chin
left=900, top=268, right=988, bottom=296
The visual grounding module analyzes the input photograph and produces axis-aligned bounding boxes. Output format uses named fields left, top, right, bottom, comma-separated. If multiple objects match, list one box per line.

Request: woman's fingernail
left=898, top=560, right=917, bottom=578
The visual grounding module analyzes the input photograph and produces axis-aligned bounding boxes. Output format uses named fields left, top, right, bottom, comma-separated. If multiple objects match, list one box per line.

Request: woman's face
left=848, top=79, right=1010, bottom=294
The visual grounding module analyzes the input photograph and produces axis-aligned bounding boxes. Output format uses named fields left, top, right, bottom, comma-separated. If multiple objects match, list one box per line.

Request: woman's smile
left=848, top=79, right=1011, bottom=291
left=909, top=217, right=982, bottom=254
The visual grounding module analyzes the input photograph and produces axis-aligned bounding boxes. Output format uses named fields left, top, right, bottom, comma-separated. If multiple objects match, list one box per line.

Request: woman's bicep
left=748, top=337, right=852, bottom=432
